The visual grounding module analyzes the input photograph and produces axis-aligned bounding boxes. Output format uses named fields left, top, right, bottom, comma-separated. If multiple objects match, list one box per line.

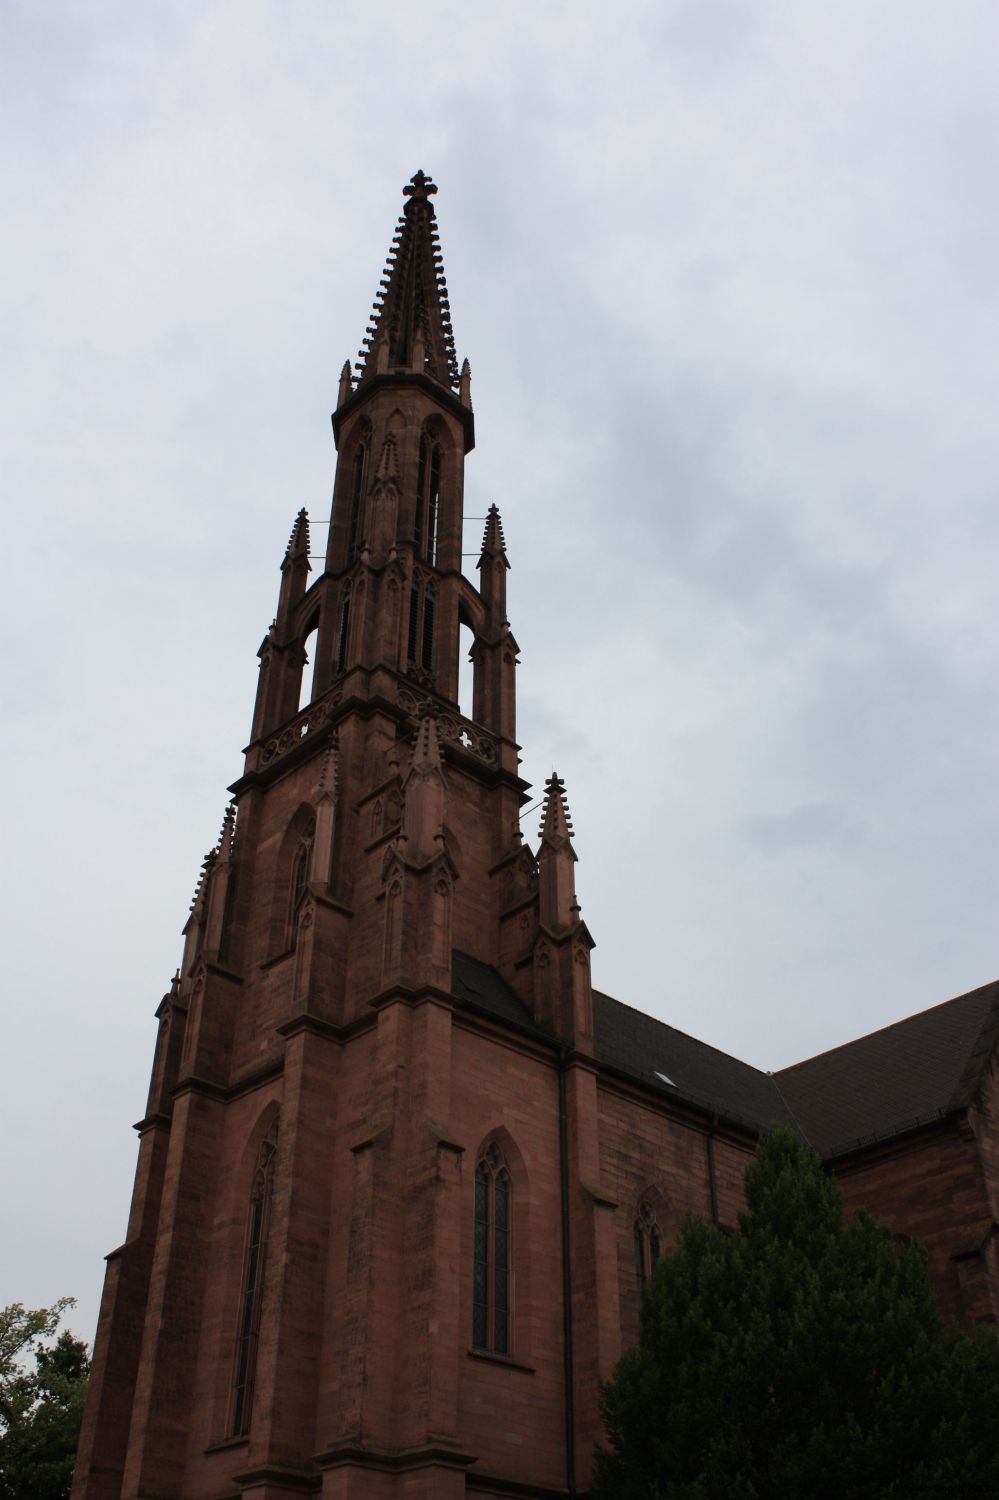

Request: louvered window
left=336, top=586, right=351, bottom=674
left=414, top=433, right=442, bottom=564
left=349, top=444, right=366, bottom=560
left=421, top=584, right=436, bottom=672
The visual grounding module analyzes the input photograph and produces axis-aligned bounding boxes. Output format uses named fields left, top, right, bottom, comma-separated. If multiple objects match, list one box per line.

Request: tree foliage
left=0, top=1299, right=89, bottom=1500
left=594, top=1127, right=999, bottom=1499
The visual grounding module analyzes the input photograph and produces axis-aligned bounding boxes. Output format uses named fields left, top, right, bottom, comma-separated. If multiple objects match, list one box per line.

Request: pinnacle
left=539, top=773, right=574, bottom=846
left=317, top=734, right=340, bottom=800
left=375, top=432, right=399, bottom=481
left=216, top=802, right=237, bottom=861
left=411, top=711, right=444, bottom=773
left=354, top=172, right=460, bottom=391
left=480, top=504, right=507, bottom=557
left=189, top=849, right=215, bottom=914
left=284, top=507, right=310, bottom=562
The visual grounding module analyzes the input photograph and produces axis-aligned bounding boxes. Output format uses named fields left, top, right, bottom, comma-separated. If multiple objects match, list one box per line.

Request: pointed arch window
left=473, top=1142, right=511, bottom=1354
left=231, top=1120, right=278, bottom=1436
left=349, top=443, right=367, bottom=560
left=414, top=433, right=442, bottom=565
left=406, top=578, right=436, bottom=679
left=634, top=1199, right=661, bottom=1288
left=288, top=820, right=315, bottom=938
left=336, top=585, right=351, bottom=675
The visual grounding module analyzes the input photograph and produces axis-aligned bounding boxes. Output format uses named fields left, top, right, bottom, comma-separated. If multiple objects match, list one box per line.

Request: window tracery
left=634, top=1197, right=661, bottom=1288
left=289, top=821, right=315, bottom=934
left=473, top=1141, right=511, bottom=1354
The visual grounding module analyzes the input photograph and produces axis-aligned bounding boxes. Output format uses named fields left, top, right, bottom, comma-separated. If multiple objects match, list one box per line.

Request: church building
left=73, top=173, right=999, bottom=1500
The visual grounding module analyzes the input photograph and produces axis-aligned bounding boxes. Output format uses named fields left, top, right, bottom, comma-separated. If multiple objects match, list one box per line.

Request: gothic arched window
left=634, top=1198, right=662, bottom=1288
left=473, top=1142, right=511, bottom=1354
left=414, top=433, right=442, bottom=565
left=288, top=821, right=314, bottom=938
left=231, top=1120, right=278, bottom=1436
left=348, top=443, right=367, bottom=560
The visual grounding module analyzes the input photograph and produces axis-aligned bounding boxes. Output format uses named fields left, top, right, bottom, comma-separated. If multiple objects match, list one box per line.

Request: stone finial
left=403, top=169, right=438, bottom=204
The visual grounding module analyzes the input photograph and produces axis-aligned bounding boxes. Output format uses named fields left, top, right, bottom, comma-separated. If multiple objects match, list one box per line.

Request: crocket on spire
left=538, top=773, right=579, bottom=932
left=355, top=170, right=460, bottom=390
left=284, top=507, right=310, bottom=563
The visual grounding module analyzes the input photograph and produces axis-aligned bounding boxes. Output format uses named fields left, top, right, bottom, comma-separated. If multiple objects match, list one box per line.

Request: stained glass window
left=472, top=1142, right=511, bottom=1354
left=634, top=1199, right=662, bottom=1287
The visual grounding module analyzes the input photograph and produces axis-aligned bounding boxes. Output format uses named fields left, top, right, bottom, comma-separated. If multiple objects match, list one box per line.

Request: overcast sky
left=4, top=1, right=999, bottom=1345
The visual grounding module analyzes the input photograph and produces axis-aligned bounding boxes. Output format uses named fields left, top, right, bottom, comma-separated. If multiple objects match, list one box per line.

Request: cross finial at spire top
left=403, top=169, right=438, bottom=205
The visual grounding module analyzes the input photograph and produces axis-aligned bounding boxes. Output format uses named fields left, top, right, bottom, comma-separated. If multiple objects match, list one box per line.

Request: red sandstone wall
left=833, top=1123, right=991, bottom=1330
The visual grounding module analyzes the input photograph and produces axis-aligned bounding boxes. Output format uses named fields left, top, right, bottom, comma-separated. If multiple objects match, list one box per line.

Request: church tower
left=73, top=173, right=605, bottom=1500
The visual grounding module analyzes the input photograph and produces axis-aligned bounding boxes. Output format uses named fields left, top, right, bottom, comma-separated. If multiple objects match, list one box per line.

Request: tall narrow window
left=336, top=586, right=351, bottom=675
left=634, top=1199, right=661, bottom=1288
left=298, top=625, right=318, bottom=710
left=421, top=583, right=436, bottom=673
left=414, top=433, right=442, bottom=563
left=231, top=1121, right=278, bottom=1436
left=414, top=435, right=428, bottom=555
left=426, top=442, right=441, bottom=566
left=472, top=1142, right=511, bottom=1354
left=349, top=444, right=366, bottom=560
left=407, top=581, right=420, bottom=664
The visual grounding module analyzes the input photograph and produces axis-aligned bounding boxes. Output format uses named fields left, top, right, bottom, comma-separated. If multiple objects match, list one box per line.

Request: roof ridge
left=591, top=988, right=772, bottom=1080
left=774, top=977, right=999, bottom=1078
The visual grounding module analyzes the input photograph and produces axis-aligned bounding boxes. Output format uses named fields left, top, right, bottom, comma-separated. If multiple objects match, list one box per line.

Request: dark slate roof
left=451, top=951, right=550, bottom=1037
left=451, top=952, right=999, bottom=1160
left=773, top=979, right=999, bottom=1159
left=593, top=990, right=790, bottom=1134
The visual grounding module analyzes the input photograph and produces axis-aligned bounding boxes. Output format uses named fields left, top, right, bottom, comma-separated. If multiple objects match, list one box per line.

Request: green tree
left=594, top=1127, right=999, bottom=1499
left=0, top=1300, right=90, bottom=1500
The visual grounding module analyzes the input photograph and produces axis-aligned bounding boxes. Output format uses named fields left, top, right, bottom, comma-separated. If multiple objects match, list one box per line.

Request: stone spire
left=284, top=507, right=310, bottom=564
left=479, top=503, right=507, bottom=559
left=203, top=803, right=237, bottom=957
left=276, top=507, right=311, bottom=634
left=538, top=774, right=579, bottom=933
left=355, top=170, right=460, bottom=390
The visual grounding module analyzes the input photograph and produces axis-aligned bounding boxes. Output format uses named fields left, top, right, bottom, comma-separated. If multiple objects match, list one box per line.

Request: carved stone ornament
left=261, top=689, right=343, bottom=766
left=397, top=686, right=498, bottom=767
